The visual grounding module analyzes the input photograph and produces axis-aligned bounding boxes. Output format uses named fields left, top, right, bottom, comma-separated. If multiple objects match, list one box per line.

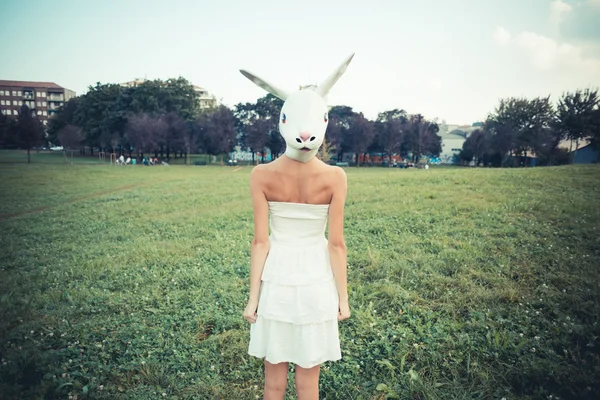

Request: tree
left=199, top=105, right=237, bottom=163
left=58, top=125, right=84, bottom=164
left=555, top=88, right=599, bottom=162
left=406, top=114, right=441, bottom=164
left=234, top=102, right=270, bottom=164
left=125, top=113, right=167, bottom=160
left=346, top=113, right=375, bottom=166
left=46, top=96, right=82, bottom=147
left=588, top=108, right=600, bottom=160
left=460, top=129, right=490, bottom=165
left=247, top=116, right=271, bottom=163
left=0, top=112, right=17, bottom=149
left=16, top=105, right=44, bottom=163
left=74, top=83, right=123, bottom=155
left=328, top=106, right=357, bottom=160
left=162, top=112, right=188, bottom=160
left=484, top=96, right=554, bottom=166
left=376, top=109, right=408, bottom=166
left=254, top=94, right=284, bottom=159
left=57, top=125, right=83, bottom=150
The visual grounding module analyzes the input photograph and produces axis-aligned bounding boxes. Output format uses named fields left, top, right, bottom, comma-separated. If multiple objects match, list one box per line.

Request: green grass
left=0, top=164, right=599, bottom=399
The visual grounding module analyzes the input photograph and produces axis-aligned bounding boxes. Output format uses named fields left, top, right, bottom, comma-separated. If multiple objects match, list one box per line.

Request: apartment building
left=0, top=80, right=76, bottom=125
left=120, top=78, right=217, bottom=109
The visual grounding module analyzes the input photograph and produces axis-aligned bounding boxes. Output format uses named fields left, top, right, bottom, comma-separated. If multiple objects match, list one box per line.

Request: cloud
left=553, top=0, right=600, bottom=43
left=550, top=0, right=572, bottom=27
left=515, top=31, right=600, bottom=75
left=493, top=27, right=511, bottom=46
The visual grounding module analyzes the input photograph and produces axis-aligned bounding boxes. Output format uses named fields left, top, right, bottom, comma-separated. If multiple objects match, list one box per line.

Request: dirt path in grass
left=0, top=182, right=151, bottom=221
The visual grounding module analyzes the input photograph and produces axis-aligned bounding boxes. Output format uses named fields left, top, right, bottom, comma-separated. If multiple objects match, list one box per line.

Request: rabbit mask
left=240, top=53, right=355, bottom=163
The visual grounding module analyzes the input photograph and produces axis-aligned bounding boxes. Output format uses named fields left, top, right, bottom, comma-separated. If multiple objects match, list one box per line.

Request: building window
left=37, top=110, right=42, bottom=115
left=0, top=100, right=4, bottom=106
left=17, top=91, right=21, bottom=96
left=37, top=101, right=41, bottom=107
left=0, top=91, right=3, bottom=96
left=42, top=110, right=47, bottom=116
left=43, top=120, right=48, bottom=125
left=12, top=100, right=17, bottom=105
left=42, top=101, right=47, bottom=106
left=42, top=92, right=46, bottom=97
left=12, top=91, right=16, bottom=96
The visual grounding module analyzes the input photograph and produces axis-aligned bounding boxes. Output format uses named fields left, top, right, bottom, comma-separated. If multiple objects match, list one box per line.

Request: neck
left=285, top=147, right=318, bottom=163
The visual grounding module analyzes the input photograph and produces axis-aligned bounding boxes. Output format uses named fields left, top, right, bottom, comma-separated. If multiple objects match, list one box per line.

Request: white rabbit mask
left=240, top=53, right=355, bottom=163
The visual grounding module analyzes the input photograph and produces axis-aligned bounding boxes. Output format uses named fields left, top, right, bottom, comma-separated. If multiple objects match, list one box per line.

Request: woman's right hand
left=243, top=300, right=258, bottom=324
left=338, top=301, right=351, bottom=321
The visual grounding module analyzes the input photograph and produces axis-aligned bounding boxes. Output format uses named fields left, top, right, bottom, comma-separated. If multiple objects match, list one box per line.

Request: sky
left=1, top=0, right=599, bottom=125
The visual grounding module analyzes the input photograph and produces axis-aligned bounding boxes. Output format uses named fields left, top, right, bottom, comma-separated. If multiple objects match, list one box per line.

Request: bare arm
left=327, top=167, right=348, bottom=304
left=244, top=167, right=270, bottom=323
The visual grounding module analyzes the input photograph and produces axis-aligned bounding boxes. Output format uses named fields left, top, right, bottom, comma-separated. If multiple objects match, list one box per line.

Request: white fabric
left=248, top=201, right=342, bottom=368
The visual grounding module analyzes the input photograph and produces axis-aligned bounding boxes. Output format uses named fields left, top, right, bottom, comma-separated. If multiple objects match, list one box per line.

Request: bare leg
left=295, top=364, right=320, bottom=400
left=264, top=359, right=289, bottom=400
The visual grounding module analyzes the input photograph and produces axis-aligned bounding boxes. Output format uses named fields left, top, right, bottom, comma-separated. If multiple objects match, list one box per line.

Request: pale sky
left=1, top=0, right=599, bottom=125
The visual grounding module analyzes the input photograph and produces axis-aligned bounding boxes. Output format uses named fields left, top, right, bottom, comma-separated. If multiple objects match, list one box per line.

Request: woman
left=243, top=153, right=350, bottom=399
left=240, top=53, right=354, bottom=400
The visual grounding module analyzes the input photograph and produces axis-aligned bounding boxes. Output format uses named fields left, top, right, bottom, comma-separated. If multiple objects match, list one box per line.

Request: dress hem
left=247, top=351, right=342, bottom=369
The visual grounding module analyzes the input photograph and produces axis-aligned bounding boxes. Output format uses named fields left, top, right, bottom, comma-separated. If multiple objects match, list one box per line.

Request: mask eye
left=324, top=113, right=328, bottom=123
left=282, top=113, right=287, bottom=124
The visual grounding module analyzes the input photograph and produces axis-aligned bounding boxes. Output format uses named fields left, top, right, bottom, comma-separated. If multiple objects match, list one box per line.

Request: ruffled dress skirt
left=248, top=202, right=341, bottom=368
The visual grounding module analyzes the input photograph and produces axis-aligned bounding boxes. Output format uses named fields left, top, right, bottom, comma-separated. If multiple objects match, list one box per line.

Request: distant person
left=142, top=157, right=148, bottom=166
left=118, top=155, right=124, bottom=165
left=125, top=157, right=131, bottom=165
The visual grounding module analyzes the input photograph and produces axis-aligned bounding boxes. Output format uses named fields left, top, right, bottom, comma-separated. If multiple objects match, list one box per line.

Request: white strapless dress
left=248, top=201, right=342, bottom=368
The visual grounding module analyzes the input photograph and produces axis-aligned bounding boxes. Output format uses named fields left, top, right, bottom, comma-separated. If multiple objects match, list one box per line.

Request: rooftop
left=0, top=80, right=64, bottom=89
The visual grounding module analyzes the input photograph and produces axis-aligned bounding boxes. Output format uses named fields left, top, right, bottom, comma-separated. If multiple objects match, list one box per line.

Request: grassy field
left=0, top=163, right=599, bottom=400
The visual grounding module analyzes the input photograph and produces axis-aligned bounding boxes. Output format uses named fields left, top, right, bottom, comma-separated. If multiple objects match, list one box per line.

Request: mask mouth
left=300, top=147, right=311, bottom=152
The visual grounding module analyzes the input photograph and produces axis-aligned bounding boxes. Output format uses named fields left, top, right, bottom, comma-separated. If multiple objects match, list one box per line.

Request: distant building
left=120, top=79, right=217, bottom=110
left=0, top=80, right=76, bottom=125
left=192, top=85, right=218, bottom=109
left=569, top=143, right=598, bottom=164
left=437, top=121, right=482, bottom=163
left=558, top=138, right=598, bottom=163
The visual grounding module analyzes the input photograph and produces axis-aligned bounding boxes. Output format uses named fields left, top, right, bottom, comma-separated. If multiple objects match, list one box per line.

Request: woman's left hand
left=243, top=300, right=258, bottom=323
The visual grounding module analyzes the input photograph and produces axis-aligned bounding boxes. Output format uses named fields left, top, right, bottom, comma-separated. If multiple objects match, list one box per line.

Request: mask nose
left=299, top=132, right=311, bottom=142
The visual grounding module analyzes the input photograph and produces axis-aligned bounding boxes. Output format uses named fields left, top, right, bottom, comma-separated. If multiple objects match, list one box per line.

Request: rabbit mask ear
left=316, top=53, right=355, bottom=98
left=239, top=69, right=290, bottom=101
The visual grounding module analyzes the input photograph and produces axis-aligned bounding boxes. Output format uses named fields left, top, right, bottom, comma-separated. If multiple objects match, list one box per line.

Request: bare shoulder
left=250, top=163, right=271, bottom=176
left=323, top=164, right=347, bottom=187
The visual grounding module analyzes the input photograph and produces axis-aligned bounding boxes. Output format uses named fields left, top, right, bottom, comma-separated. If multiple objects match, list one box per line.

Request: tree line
left=460, top=89, right=600, bottom=166
left=0, top=76, right=597, bottom=166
